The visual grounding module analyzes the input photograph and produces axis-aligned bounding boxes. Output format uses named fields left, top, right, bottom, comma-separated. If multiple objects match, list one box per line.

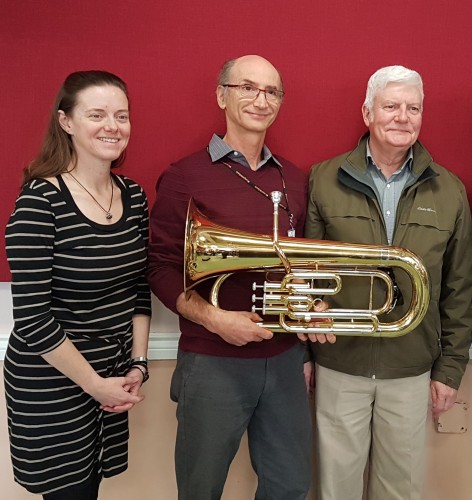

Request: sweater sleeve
left=5, top=185, right=67, bottom=354
left=147, top=164, right=190, bottom=314
left=431, top=181, right=472, bottom=389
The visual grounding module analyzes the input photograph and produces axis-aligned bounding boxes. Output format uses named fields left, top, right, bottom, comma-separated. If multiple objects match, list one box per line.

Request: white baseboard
left=0, top=283, right=180, bottom=360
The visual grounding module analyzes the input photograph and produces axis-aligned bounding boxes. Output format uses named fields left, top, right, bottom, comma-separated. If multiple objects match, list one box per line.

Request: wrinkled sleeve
left=431, top=182, right=472, bottom=389
left=304, top=163, right=326, bottom=239
left=5, top=187, right=67, bottom=354
left=147, top=164, right=190, bottom=314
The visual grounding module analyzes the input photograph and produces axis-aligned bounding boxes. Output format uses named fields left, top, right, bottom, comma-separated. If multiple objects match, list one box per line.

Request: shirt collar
left=208, top=133, right=282, bottom=169
left=366, top=139, right=413, bottom=176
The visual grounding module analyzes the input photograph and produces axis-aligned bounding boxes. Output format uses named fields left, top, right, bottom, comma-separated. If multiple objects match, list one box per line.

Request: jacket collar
left=338, top=133, right=439, bottom=196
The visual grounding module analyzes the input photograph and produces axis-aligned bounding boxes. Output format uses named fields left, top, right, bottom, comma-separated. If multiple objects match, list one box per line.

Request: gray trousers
left=170, top=343, right=312, bottom=500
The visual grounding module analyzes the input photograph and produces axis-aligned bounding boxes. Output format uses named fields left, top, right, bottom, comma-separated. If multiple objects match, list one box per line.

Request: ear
left=361, top=104, right=372, bottom=127
left=216, top=85, right=227, bottom=110
left=58, top=110, right=73, bottom=134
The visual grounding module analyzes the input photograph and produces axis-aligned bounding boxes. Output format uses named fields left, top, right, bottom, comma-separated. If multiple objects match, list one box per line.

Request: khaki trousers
left=315, top=364, right=430, bottom=500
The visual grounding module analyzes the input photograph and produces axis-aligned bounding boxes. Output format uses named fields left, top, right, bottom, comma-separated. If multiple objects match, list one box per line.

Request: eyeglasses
left=223, top=84, right=285, bottom=103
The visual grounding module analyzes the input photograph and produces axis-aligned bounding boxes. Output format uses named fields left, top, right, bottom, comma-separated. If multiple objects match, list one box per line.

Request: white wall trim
left=0, top=331, right=180, bottom=361
left=0, top=283, right=180, bottom=360
left=4, top=332, right=469, bottom=361
left=147, top=333, right=180, bottom=359
left=0, top=335, right=8, bottom=361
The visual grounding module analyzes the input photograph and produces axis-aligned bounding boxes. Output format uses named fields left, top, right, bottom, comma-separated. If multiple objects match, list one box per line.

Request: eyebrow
left=381, top=100, right=422, bottom=106
left=84, top=107, right=129, bottom=113
left=239, top=79, right=280, bottom=90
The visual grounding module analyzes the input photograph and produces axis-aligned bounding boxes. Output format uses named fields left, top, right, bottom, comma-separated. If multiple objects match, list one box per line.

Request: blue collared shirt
left=366, top=141, right=413, bottom=245
left=208, top=133, right=282, bottom=170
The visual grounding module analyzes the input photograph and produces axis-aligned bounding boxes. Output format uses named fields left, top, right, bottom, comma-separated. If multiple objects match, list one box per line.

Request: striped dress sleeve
left=5, top=181, right=67, bottom=353
left=130, top=182, right=152, bottom=316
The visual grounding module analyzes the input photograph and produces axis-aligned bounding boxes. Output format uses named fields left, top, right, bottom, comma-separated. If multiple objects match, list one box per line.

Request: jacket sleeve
left=304, top=163, right=326, bottom=239
left=5, top=186, right=67, bottom=354
left=431, top=181, right=472, bottom=389
left=146, top=164, right=190, bottom=315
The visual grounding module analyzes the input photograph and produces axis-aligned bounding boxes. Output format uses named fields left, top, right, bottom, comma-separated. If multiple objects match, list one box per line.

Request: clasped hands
left=88, top=370, right=146, bottom=413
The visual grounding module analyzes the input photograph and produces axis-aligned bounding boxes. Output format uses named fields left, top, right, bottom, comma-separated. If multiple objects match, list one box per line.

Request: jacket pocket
left=319, top=201, right=381, bottom=244
left=396, top=211, right=452, bottom=303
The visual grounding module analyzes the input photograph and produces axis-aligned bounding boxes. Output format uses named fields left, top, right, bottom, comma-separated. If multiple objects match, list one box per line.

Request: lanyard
left=218, top=159, right=296, bottom=237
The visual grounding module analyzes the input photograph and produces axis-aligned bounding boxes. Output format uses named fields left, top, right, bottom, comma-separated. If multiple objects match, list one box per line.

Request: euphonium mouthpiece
left=271, top=191, right=283, bottom=204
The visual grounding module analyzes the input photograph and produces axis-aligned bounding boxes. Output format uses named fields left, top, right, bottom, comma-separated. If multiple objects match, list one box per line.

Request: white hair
left=363, top=65, right=424, bottom=113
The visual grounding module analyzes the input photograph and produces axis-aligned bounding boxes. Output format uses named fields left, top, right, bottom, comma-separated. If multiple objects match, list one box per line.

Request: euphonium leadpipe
left=184, top=192, right=430, bottom=337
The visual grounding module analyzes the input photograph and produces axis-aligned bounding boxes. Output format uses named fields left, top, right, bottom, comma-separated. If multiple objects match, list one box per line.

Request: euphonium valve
left=184, top=192, right=430, bottom=337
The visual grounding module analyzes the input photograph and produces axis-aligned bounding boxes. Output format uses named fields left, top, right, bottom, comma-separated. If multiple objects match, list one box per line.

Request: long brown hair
left=22, top=70, right=129, bottom=185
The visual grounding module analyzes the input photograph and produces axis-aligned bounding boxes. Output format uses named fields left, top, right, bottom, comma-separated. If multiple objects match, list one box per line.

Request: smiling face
left=58, top=84, right=130, bottom=167
left=362, top=82, right=423, bottom=153
left=216, top=55, right=283, bottom=137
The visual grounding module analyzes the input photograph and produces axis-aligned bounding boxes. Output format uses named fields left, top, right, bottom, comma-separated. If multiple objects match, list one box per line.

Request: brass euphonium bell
left=184, top=192, right=430, bottom=337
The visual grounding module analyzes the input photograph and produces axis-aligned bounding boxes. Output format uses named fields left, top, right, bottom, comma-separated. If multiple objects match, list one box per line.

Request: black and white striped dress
left=4, top=174, right=152, bottom=495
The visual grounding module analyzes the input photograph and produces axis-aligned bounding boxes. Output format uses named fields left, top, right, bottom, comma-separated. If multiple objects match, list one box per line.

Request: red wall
left=1, top=1, right=471, bottom=280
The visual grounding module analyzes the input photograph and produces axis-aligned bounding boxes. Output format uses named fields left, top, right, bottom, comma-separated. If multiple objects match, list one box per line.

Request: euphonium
left=184, top=192, right=430, bottom=337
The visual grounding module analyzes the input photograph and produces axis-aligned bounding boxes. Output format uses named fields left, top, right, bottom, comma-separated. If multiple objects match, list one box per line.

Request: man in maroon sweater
left=147, top=55, right=317, bottom=500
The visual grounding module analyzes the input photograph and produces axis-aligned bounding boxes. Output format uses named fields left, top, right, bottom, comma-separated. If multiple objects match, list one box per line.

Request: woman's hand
left=88, top=374, right=145, bottom=413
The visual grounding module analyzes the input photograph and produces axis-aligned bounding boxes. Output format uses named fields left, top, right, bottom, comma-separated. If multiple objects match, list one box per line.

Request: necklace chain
left=68, top=172, right=114, bottom=220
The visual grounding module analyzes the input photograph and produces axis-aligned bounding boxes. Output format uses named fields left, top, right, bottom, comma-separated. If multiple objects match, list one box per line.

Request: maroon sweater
left=147, top=147, right=307, bottom=358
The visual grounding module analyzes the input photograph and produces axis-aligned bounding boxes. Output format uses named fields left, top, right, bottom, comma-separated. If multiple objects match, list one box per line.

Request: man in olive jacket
left=306, top=65, right=472, bottom=500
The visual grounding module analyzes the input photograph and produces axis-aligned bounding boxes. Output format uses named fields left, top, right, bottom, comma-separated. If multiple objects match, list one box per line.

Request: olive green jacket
left=306, top=135, right=471, bottom=389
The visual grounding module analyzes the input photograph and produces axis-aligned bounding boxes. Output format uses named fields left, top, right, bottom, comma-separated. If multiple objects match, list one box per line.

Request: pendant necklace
left=68, top=172, right=114, bottom=220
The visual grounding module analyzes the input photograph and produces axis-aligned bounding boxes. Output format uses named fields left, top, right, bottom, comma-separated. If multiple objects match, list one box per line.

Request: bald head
left=218, top=55, right=284, bottom=91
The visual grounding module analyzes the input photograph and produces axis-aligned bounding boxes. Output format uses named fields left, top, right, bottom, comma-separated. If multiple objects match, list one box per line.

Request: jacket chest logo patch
left=417, top=206, right=436, bottom=213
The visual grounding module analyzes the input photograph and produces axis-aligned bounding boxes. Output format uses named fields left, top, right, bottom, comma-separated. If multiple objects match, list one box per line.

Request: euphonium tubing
left=184, top=195, right=430, bottom=338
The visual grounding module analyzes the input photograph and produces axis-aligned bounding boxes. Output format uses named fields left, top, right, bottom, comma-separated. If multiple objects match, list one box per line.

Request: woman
left=4, top=71, right=151, bottom=499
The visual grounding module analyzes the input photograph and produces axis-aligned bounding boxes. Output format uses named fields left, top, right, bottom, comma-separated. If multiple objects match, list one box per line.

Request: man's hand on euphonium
left=297, top=298, right=336, bottom=344
left=210, top=308, right=274, bottom=346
